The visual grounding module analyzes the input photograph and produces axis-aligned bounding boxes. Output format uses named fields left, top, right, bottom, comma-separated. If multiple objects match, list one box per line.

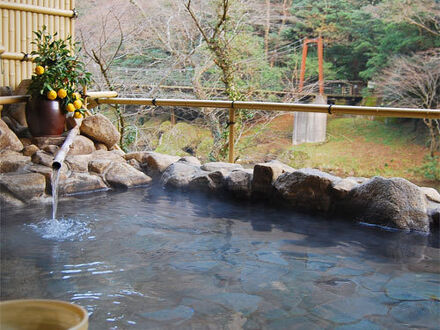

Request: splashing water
left=28, top=217, right=92, bottom=242
left=41, top=168, right=92, bottom=241
left=51, top=168, right=61, bottom=220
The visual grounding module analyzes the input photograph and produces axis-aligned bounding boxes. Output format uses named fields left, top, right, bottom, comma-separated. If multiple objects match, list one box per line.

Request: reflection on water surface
left=1, top=187, right=439, bottom=329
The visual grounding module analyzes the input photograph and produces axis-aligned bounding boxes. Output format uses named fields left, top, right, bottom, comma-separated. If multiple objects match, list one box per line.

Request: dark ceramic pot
left=26, top=96, right=65, bottom=137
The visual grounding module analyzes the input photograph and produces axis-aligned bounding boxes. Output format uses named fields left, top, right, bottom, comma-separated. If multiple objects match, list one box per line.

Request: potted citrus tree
left=26, top=26, right=91, bottom=137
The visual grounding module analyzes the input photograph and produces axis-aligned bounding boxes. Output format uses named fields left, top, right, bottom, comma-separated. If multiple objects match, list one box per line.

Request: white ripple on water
left=61, top=269, right=82, bottom=274
left=59, top=261, right=118, bottom=280
left=64, top=261, right=104, bottom=268
left=92, top=270, right=114, bottom=275
left=28, top=217, right=91, bottom=241
left=71, top=292, right=103, bottom=301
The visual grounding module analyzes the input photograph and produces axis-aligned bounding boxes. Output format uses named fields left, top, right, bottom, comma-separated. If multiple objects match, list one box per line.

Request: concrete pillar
left=292, top=95, right=327, bottom=145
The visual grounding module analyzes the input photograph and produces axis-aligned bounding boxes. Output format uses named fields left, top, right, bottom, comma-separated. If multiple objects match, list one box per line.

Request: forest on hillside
left=77, top=0, right=439, bottom=91
left=76, top=0, right=439, bottom=180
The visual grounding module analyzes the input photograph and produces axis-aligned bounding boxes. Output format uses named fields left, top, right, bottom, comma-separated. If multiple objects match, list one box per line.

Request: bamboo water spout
left=52, top=118, right=82, bottom=169
left=51, top=118, right=82, bottom=219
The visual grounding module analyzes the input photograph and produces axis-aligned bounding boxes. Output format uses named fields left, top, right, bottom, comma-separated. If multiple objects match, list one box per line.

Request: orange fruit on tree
left=74, top=111, right=83, bottom=119
left=47, top=90, right=57, bottom=100
left=73, top=100, right=83, bottom=109
left=66, top=103, right=75, bottom=112
left=72, top=92, right=81, bottom=100
left=57, top=88, right=67, bottom=99
left=35, top=66, right=45, bottom=75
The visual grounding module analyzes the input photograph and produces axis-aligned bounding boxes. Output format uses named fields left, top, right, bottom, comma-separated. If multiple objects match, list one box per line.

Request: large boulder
left=161, top=162, right=202, bottom=189
left=80, top=114, right=120, bottom=148
left=0, top=151, right=30, bottom=173
left=188, top=169, right=228, bottom=192
left=89, top=150, right=125, bottom=174
left=346, top=177, right=430, bottom=232
left=0, top=119, right=23, bottom=151
left=226, top=169, right=253, bottom=199
left=252, top=160, right=295, bottom=197
left=0, top=172, right=46, bottom=202
left=26, top=163, right=68, bottom=183
left=125, top=151, right=181, bottom=176
left=68, top=135, right=96, bottom=155
left=274, top=168, right=341, bottom=212
left=201, top=162, right=243, bottom=172
left=89, top=159, right=113, bottom=174
left=331, top=177, right=360, bottom=200
left=93, top=149, right=126, bottom=163
left=58, top=172, right=108, bottom=195
left=104, top=162, right=152, bottom=189
left=142, top=152, right=180, bottom=177
left=179, top=156, right=201, bottom=166
left=124, top=151, right=153, bottom=163
left=64, top=154, right=93, bottom=172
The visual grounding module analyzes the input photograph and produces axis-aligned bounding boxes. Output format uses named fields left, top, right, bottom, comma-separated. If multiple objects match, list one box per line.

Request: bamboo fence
left=0, top=0, right=76, bottom=90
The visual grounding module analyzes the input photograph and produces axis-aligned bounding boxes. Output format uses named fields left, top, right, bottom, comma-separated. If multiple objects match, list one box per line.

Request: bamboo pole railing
left=89, top=97, right=440, bottom=163
left=86, top=91, right=119, bottom=99
left=0, top=95, right=30, bottom=104
left=2, top=95, right=439, bottom=163
left=94, top=97, right=440, bottom=120
left=0, top=91, right=119, bottom=106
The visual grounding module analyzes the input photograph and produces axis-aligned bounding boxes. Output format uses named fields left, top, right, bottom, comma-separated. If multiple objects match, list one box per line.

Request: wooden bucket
left=0, top=299, right=88, bottom=330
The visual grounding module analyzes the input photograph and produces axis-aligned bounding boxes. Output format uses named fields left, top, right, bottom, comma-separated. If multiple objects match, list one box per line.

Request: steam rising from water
left=29, top=217, right=91, bottom=241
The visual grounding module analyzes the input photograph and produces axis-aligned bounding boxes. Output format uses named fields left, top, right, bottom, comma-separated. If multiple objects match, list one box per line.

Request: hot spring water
left=1, top=187, right=439, bottom=328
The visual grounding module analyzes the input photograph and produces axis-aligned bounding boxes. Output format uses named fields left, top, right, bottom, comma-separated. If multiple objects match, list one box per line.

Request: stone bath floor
left=1, top=187, right=439, bottom=329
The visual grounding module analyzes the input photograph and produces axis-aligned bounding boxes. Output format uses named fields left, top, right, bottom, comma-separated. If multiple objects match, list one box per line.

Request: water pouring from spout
left=50, top=119, right=82, bottom=220
left=51, top=167, right=61, bottom=220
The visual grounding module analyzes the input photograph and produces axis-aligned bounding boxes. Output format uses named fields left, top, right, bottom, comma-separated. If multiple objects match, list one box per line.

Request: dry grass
left=236, top=115, right=438, bottom=188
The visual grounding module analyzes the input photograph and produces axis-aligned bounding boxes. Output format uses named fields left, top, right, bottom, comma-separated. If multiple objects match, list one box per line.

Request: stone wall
left=1, top=114, right=439, bottom=234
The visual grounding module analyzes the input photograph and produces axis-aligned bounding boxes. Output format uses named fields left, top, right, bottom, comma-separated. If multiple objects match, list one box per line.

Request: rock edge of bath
left=1, top=116, right=439, bottom=233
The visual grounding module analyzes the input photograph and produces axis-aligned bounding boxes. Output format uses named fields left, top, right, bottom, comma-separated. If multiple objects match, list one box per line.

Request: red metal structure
left=298, top=36, right=324, bottom=95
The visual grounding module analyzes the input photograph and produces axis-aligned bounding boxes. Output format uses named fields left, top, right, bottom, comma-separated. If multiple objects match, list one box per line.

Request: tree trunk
left=424, top=119, right=439, bottom=157
left=264, top=0, right=270, bottom=60
left=192, top=64, right=224, bottom=161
